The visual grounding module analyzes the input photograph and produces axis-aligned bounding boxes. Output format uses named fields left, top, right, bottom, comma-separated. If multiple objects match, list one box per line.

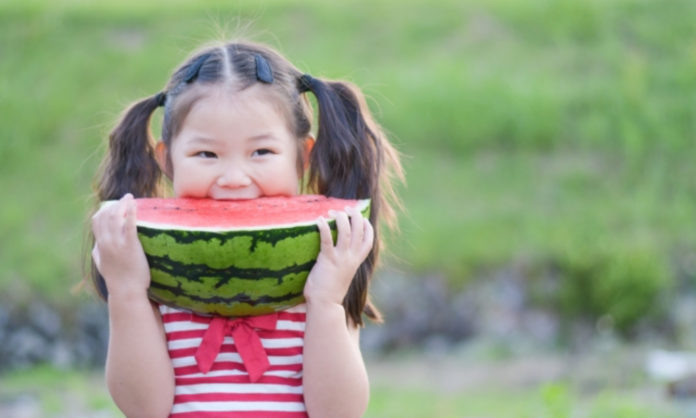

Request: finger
left=108, top=198, right=129, bottom=246
left=332, top=210, right=351, bottom=250
left=91, top=201, right=111, bottom=234
left=93, top=199, right=124, bottom=249
left=359, top=220, right=375, bottom=258
left=317, top=217, right=335, bottom=253
left=117, top=195, right=130, bottom=219
left=92, top=208, right=113, bottom=244
left=347, top=207, right=365, bottom=248
left=123, top=195, right=138, bottom=241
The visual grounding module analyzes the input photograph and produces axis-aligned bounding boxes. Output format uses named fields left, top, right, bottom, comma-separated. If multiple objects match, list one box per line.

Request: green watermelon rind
left=136, top=200, right=370, bottom=317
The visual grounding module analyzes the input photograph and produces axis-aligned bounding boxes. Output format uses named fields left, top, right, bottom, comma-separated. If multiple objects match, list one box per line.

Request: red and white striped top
left=159, top=304, right=308, bottom=417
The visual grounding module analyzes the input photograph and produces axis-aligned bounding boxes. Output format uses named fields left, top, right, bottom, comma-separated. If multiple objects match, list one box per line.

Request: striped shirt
left=159, top=304, right=308, bottom=417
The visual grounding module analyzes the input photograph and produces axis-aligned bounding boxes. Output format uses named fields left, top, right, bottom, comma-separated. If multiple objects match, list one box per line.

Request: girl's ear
left=154, top=141, right=172, bottom=178
left=302, top=135, right=315, bottom=171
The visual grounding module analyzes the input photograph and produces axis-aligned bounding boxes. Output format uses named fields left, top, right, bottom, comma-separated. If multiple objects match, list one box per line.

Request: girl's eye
left=252, top=148, right=273, bottom=157
left=195, top=151, right=217, bottom=158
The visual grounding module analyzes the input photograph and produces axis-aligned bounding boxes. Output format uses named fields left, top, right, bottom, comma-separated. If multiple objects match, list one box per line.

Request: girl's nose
left=216, top=167, right=251, bottom=188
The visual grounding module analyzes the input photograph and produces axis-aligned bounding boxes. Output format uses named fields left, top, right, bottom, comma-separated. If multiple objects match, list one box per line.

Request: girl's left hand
left=303, top=206, right=374, bottom=306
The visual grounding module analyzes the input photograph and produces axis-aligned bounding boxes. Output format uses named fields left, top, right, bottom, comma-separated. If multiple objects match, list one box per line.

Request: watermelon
left=105, top=195, right=370, bottom=317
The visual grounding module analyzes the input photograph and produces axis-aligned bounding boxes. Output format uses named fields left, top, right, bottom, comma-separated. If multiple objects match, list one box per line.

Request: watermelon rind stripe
left=137, top=221, right=337, bottom=271
left=147, top=283, right=305, bottom=317
left=144, top=253, right=316, bottom=284
left=145, top=267, right=310, bottom=297
left=148, top=283, right=304, bottom=306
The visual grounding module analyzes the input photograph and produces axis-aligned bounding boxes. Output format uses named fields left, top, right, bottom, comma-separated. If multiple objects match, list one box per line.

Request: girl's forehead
left=176, top=85, right=295, bottom=142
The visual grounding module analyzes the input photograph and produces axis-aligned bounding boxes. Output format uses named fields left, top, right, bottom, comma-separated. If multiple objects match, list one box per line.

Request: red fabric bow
left=194, top=313, right=279, bottom=382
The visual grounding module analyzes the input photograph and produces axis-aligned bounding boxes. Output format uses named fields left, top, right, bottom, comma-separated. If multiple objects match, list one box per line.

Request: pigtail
left=90, top=93, right=164, bottom=299
left=303, top=76, right=404, bottom=326
left=98, top=94, right=164, bottom=200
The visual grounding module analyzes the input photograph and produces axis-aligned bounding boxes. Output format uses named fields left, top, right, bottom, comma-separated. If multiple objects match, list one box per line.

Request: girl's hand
left=91, top=193, right=150, bottom=298
left=304, top=206, right=374, bottom=307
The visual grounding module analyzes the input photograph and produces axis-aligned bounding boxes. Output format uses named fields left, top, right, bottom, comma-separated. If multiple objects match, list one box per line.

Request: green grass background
left=2, top=0, right=696, bottom=415
left=4, top=0, right=695, bottom=333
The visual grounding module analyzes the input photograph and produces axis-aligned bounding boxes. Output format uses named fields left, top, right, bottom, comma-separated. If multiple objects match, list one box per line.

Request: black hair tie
left=298, top=74, right=314, bottom=93
left=155, top=91, right=167, bottom=107
left=183, top=53, right=211, bottom=84
left=255, top=54, right=274, bottom=84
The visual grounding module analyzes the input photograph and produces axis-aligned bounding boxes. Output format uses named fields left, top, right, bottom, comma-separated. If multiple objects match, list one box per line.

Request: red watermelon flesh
left=134, top=195, right=370, bottom=231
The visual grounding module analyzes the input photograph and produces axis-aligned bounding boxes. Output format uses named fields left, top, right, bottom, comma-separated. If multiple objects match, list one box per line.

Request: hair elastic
left=298, top=74, right=314, bottom=93
left=255, top=54, right=274, bottom=84
left=154, top=92, right=167, bottom=107
left=183, top=53, right=211, bottom=84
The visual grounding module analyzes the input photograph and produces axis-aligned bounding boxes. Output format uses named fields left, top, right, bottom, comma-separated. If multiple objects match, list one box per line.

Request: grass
left=1, top=0, right=696, bottom=325
left=0, top=356, right=683, bottom=418
left=0, top=365, right=120, bottom=416
left=361, top=344, right=687, bottom=417
left=367, top=385, right=680, bottom=418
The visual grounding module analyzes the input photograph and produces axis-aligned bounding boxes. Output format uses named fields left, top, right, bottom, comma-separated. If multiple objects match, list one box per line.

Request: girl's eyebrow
left=248, top=133, right=280, bottom=142
left=186, top=134, right=280, bottom=145
left=189, top=136, right=220, bottom=145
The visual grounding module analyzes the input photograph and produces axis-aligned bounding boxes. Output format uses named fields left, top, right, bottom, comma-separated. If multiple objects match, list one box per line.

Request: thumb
left=124, top=195, right=138, bottom=239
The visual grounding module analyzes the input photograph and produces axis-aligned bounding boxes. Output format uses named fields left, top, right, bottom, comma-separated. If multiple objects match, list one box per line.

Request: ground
left=1, top=340, right=691, bottom=417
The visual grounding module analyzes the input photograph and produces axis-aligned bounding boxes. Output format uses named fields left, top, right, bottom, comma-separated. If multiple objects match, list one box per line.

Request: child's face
left=161, top=86, right=308, bottom=200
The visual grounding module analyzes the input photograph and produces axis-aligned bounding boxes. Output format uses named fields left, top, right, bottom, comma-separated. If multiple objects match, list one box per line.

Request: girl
left=90, top=40, right=402, bottom=417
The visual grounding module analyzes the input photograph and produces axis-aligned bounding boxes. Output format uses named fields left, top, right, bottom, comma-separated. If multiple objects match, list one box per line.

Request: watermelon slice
left=107, top=195, right=370, bottom=317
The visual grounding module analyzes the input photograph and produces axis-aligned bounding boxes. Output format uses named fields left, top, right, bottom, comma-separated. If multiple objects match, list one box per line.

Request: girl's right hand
left=91, top=193, right=150, bottom=298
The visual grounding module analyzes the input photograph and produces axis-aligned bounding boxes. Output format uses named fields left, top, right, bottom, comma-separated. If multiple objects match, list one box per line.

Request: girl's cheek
left=172, top=177, right=209, bottom=198
left=170, top=161, right=210, bottom=197
left=266, top=176, right=300, bottom=197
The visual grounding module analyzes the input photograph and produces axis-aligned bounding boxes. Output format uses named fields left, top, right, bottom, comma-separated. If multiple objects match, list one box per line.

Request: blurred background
left=2, top=0, right=696, bottom=416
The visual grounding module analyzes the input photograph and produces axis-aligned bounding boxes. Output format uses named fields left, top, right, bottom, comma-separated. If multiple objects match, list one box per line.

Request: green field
left=4, top=0, right=696, bottom=309
left=3, top=0, right=696, bottom=327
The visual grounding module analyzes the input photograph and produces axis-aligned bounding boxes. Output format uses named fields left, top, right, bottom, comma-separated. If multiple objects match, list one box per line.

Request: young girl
left=90, top=40, right=402, bottom=417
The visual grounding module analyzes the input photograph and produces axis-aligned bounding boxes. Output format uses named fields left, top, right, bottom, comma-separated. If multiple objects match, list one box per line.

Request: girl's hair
left=92, top=40, right=403, bottom=326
